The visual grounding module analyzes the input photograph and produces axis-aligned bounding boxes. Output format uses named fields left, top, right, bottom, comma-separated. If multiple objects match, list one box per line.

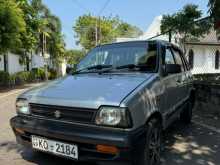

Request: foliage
left=30, top=0, right=65, bottom=61
left=0, top=0, right=65, bottom=73
left=31, top=68, right=46, bottom=80
left=160, top=4, right=212, bottom=53
left=194, top=73, right=220, bottom=85
left=14, top=71, right=31, bottom=85
left=0, top=71, right=10, bottom=86
left=115, top=21, right=143, bottom=38
left=0, top=0, right=26, bottom=55
left=0, top=68, right=59, bottom=87
left=208, top=0, right=220, bottom=29
left=48, top=68, right=58, bottom=80
left=65, top=49, right=85, bottom=65
left=74, top=14, right=143, bottom=50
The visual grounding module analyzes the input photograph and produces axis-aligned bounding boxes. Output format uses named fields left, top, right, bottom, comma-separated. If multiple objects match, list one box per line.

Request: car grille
left=29, top=103, right=97, bottom=124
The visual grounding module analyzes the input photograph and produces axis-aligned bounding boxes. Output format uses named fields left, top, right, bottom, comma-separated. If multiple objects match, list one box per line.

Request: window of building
left=215, top=50, right=220, bottom=69
left=188, top=49, right=194, bottom=69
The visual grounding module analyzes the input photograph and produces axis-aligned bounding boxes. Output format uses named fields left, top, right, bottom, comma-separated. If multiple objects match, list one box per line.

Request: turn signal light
left=15, top=128, right=25, bottom=134
left=96, top=145, right=119, bottom=154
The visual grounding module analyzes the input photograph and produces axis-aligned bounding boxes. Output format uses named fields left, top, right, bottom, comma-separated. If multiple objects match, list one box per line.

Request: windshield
left=77, top=42, right=157, bottom=72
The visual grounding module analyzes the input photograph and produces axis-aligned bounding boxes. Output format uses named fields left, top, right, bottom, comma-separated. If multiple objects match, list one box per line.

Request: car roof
left=95, top=40, right=183, bottom=53
left=96, top=40, right=173, bottom=47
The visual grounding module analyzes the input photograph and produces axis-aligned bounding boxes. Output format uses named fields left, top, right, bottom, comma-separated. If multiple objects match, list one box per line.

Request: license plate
left=31, top=135, right=78, bottom=160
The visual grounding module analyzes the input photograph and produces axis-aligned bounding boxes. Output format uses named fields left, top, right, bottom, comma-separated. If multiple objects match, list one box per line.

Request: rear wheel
left=136, top=118, right=162, bottom=165
left=180, top=100, right=193, bottom=124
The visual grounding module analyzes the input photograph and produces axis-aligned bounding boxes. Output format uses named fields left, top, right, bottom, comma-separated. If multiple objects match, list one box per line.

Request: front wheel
left=136, top=118, right=162, bottom=165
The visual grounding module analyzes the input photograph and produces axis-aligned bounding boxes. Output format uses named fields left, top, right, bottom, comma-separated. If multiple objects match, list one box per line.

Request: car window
left=165, top=48, right=175, bottom=64
left=172, top=49, right=185, bottom=72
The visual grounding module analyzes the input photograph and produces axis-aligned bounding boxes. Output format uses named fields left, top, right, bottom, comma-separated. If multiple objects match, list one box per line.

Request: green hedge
left=0, top=71, right=10, bottom=86
left=48, top=68, right=58, bottom=80
left=0, top=68, right=58, bottom=87
left=194, top=73, right=220, bottom=85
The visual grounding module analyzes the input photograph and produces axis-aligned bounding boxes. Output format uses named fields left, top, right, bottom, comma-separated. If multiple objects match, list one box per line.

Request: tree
left=209, top=0, right=220, bottom=39
left=0, top=0, right=26, bottom=71
left=74, top=14, right=142, bottom=50
left=160, top=4, right=211, bottom=53
left=65, top=49, right=85, bottom=65
left=209, top=0, right=220, bottom=29
left=115, top=22, right=143, bottom=38
left=29, top=0, right=65, bottom=77
left=0, top=0, right=26, bottom=54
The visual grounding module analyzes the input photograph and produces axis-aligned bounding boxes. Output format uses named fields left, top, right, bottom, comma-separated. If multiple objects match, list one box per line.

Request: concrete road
left=0, top=86, right=220, bottom=165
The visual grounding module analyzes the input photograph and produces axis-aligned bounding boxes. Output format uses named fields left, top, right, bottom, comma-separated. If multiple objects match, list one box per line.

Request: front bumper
left=10, top=116, right=146, bottom=164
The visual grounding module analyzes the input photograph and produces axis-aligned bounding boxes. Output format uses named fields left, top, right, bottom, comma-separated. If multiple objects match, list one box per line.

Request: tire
left=136, top=118, right=162, bottom=165
left=180, top=100, right=193, bottom=124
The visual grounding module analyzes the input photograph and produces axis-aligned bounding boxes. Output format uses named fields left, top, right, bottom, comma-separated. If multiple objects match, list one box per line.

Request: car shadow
left=162, top=120, right=220, bottom=165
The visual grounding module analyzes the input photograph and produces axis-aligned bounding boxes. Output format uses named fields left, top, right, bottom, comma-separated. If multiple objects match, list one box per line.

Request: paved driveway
left=0, top=85, right=220, bottom=165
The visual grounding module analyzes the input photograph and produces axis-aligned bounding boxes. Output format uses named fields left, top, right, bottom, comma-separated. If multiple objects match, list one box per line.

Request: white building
left=185, top=30, right=220, bottom=74
left=116, top=16, right=220, bottom=75
left=0, top=53, right=66, bottom=76
left=0, top=53, right=44, bottom=74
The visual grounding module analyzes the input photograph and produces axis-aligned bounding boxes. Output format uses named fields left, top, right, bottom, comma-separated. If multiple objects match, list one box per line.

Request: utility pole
left=95, top=0, right=111, bottom=46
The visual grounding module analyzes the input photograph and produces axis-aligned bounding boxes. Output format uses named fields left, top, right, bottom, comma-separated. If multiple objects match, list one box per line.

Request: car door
left=171, top=47, right=189, bottom=104
left=161, top=46, right=180, bottom=122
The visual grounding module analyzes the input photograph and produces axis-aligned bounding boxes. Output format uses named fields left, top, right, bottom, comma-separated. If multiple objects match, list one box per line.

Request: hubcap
left=148, top=128, right=161, bottom=165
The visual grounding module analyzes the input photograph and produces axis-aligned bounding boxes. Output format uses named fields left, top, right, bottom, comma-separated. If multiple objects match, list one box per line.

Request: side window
left=172, top=49, right=185, bottom=72
left=165, top=48, right=175, bottom=64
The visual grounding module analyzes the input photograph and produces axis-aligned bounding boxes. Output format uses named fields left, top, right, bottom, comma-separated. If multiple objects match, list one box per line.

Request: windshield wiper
left=116, top=64, right=148, bottom=70
left=74, top=65, right=113, bottom=74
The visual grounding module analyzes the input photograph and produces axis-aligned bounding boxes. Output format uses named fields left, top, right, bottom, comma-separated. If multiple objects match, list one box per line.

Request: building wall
left=186, top=45, right=220, bottom=74
left=31, top=54, right=44, bottom=69
left=8, top=53, right=25, bottom=74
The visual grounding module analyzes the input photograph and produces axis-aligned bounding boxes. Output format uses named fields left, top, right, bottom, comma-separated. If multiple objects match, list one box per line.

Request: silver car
left=11, top=40, right=195, bottom=165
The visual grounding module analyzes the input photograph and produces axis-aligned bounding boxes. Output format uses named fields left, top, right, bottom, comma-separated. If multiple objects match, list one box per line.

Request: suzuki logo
left=54, top=110, right=61, bottom=118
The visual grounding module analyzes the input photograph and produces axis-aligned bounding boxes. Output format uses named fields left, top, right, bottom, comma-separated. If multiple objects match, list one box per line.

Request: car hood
left=20, top=73, right=154, bottom=109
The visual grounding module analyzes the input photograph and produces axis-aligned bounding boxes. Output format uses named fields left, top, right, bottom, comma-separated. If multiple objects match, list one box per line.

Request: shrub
left=9, top=74, right=16, bottom=86
left=0, top=71, right=10, bottom=86
left=194, top=73, right=220, bottom=85
left=31, top=68, right=46, bottom=81
left=48, top=68, right=58, bottom=80
left=14, top=71, right=31, bottom=85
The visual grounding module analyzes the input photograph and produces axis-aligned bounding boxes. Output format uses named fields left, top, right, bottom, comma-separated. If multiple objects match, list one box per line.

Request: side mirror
left=165, top=64, right=181, bottom=74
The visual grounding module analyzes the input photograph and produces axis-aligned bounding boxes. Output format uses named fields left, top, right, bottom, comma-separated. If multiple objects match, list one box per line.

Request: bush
left=9, top=74, right=16, bottom=86
left=0, top=68, right=50, bottom=87
left=0, top=71, right=10, bottom=86
left=48, top=68, right=58, bottom=80
left=194, top=73, right=220, bottom=85
left=14, top=71, right=31, bottom=85
left=31, top=68, right=46, bottom=81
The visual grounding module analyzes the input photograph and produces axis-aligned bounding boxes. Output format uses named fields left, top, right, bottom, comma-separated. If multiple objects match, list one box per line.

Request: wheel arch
left=146, top=111, right=164, bottom=129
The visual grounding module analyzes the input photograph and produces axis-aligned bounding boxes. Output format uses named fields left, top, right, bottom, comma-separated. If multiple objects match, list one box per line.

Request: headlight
left=95, top=107, right=132, bottom=128
left=16, top=98, right=30, bottom=115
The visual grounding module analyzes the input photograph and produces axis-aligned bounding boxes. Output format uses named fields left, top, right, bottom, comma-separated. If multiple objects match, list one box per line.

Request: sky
left=43, top=0, right=209, bottom=50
